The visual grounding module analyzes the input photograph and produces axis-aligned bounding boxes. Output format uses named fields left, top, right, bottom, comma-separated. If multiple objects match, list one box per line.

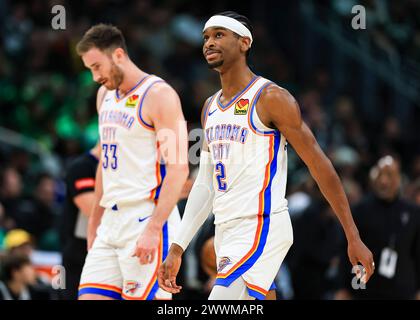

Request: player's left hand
left=132, top=225, right=161, bottom=265
left=347, top=237, right=375, bottom=284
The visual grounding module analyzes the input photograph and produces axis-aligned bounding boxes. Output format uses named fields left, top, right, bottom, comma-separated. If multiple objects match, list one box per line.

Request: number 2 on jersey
left=102, top=143, right=118, bottom=170
left=215, top=162, right=227, bottom=191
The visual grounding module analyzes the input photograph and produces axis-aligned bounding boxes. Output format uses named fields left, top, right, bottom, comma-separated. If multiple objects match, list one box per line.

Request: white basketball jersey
left=98, top=74, right=166, bottom=208
left=204, top=76, right=288, bottom=225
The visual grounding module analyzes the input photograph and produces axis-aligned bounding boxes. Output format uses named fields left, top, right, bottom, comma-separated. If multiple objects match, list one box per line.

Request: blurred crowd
left=331, top=0, right=420, bottom=61
left=0, top=0, right=419, bottom=299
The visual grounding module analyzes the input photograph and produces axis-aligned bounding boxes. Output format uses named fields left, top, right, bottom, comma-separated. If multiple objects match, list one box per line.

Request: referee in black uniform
left=59, top=144, right=99, bottom=300
left=336, top=155, right=420, bottom=300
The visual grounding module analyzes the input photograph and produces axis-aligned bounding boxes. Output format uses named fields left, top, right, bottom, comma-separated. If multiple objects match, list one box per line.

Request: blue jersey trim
left=249, top=82, right=278, bottom=136
left=138, top=80, right=165, bottom=129
left=217, top=75, right=260, bottom=110
left=78, top=287, right=122, bottom=300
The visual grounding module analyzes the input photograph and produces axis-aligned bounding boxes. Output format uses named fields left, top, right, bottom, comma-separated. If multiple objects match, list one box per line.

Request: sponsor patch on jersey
left=125, top=94, right=139, bottom=108
left=124, top=280, right=141, bottom=295
left=234, top=99, right=249, bottom=115
left=217, top=257, right=232, bottom=273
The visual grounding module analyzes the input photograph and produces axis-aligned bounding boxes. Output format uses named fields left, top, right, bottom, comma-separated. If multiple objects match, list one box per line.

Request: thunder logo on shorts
left=124, top=280, right=141, bottom=295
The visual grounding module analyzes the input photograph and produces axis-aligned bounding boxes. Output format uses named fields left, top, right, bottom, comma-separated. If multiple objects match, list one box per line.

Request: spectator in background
left=32, top=175, right=55, bottom=241
left=335, top=155, right=420, bottom=300
left=411, top=180, right=420, bottom=206
left=0, top=166, right=60, bottom=248
left=288, top=189, right=343, bottom=300
left=4, top=229, right=34, bottom=257
left=0, top=254, right=36, bottom=300
left=404, top=155, right=420, bottom=206
left=287, top=173, right=317, bottom=219
left=5, top=173, right=58, bottom=250
left=0, top=167, right=23, bottom=231
left=2, top=229, right=55, bottom=300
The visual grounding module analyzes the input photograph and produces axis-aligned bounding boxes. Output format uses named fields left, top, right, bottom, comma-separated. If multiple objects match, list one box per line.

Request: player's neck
left=219, top=64, right=254, bottom=101
left=118, top=63, right=148, bottom=97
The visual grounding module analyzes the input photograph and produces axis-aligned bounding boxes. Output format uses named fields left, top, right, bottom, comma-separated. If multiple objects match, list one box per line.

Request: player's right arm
left=87, top=86, right=107, bottom=251
left=158, top=98, right=215, bottom=294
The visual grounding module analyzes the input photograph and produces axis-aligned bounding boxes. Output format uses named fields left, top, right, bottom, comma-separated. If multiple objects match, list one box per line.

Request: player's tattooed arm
left=257, top=85, right=375, bottom=283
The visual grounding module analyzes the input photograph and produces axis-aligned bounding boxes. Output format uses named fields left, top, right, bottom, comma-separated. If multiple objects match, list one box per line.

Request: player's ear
left=239, top=37, right=251, bottom=54
left=113, top=47, right=126, bottom=62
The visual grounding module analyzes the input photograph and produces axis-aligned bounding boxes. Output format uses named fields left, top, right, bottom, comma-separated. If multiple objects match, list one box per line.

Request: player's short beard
left=108, top=61, right=124, bottom=90
left=207, top=59, right=224, bottom=69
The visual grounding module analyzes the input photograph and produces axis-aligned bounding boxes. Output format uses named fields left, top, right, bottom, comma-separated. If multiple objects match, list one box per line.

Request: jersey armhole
left=202, top=93, right=218, bottom=128
left=137, top=80, right=166, bottom=131
left=248, top=82, right=278, bottom=136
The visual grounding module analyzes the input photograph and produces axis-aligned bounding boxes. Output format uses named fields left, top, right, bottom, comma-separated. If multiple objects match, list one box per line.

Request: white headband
left=203, top=15, right=253, bottom=47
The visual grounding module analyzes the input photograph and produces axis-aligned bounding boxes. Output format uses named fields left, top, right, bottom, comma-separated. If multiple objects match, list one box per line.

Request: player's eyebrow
left=202, top=27, right=228, bottom=35
left=89, top=62, right=99, bottom=68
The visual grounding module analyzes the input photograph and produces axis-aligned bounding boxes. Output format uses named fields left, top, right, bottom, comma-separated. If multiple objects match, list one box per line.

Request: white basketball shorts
left=213, top=209, right=293, bottom=299
left=78, top=200, right=180, bottom=300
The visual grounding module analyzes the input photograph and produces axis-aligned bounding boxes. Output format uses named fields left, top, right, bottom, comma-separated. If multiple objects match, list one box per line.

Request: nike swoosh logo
left=138, top=216, right=151, bottom=222
left=208, top=109, right=217, bottom=116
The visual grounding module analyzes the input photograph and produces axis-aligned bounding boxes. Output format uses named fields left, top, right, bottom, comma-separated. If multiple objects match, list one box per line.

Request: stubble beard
left=207, top=59, right=224, bottom=69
